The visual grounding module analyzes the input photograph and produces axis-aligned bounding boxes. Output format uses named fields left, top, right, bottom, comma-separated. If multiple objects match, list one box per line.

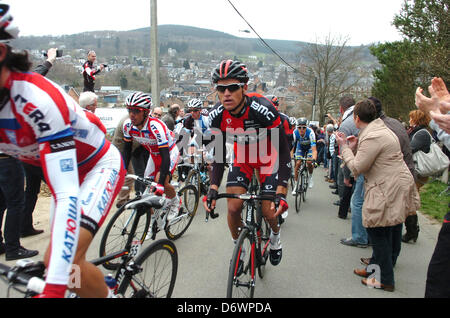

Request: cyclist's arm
left=121, top=139, right=133, bottom=170
left=157, top=146, right=170, bottom=185
left=39, top=134, right=80, bottom=294
left=276, top=124, right=291, bottom=189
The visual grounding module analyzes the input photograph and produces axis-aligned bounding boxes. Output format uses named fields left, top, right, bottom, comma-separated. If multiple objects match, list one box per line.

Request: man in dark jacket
left=82, top=50, right=105, bottom=92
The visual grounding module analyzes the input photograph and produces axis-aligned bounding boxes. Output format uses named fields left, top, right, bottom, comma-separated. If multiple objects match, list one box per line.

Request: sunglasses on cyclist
left=127, top=108, right=145, bottom=115
left=298, top=126, right=307, bottom=130
left=215, top=83, right=245, bottom=93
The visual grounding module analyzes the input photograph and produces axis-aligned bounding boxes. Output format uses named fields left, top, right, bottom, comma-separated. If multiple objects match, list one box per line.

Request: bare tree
left=298, top=34, right=369, bottom=123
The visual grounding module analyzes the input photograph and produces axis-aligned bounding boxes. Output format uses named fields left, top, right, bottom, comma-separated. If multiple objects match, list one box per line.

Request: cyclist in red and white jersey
left=0, top=4, right=126, bottom=298
left=121, top=92, right=181, bottom=221
left=204, top=60, right=291, bottom=266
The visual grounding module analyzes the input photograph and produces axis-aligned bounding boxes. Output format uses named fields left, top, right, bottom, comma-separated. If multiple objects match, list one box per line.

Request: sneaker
left=5, top=246, right=39, bottom=261
left=269, top=232, right=282, bottom=266
left=167, top=197, right=181, bottom=222
left=309, top=176, right=314, bottom=188
left=291, top=190, right=296, bottom=195
left=340, top=238, right=368, bottom=248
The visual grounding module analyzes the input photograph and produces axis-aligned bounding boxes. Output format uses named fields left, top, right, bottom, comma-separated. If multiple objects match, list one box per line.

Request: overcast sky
left=10, top=0, right=405, bottom=45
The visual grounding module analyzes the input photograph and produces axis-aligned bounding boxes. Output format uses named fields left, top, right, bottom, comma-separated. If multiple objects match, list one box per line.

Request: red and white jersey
left=123, top=116, right=176, bottom=155
left=0, top=71, right=110, bottom=172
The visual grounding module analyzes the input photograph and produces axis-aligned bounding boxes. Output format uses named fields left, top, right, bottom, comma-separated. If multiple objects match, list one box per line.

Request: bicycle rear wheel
left=117, top=239, right=178, bottom=298
left=165, top=184, right=199, bottom=240
left=227, top=228, right=255, bottom=298
left=99, top=204, right=150, bottom=270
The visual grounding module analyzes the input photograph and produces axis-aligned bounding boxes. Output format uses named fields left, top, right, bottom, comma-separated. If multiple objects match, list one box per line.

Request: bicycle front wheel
left=99, top=204, right=150, bottom=270
left=117, top=239, right=178, bottom=298
left=227, top=228, right=255, bottom=298
left=185, top=169, right=201, bottom=201
left=295, top=178, right=302, bottom=213
left=302, top=171, right=309, bottom=202
left=165, top=184, right=199, bottom=240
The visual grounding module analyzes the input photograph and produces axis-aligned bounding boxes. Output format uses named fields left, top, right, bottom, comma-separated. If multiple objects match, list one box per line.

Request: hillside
left=11, top=24, right=374, bottom=63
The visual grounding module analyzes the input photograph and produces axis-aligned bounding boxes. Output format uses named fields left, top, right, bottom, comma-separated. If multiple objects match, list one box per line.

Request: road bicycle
left=99, top=175, right=198, bottom=270
left=293, top=157, right=310, bottom=213
left=0, top=236, right=178, bottom=298
left=207, top=172, right=272, bottom=298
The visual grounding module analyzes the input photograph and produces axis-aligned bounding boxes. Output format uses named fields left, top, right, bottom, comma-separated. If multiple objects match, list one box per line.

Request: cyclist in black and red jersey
left=204, top=60, right=291, bottom=266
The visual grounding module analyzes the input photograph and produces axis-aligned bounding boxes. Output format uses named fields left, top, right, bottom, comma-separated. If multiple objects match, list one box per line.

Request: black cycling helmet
left=0, top=4, right=19, bottom=42
left=297, top=117, right=308, bottom=127
left=266, top=95, right=279, bottom=107
left=211, top=60, right=249, bottom=84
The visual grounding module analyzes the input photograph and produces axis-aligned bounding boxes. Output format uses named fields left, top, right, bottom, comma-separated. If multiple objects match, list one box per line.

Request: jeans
left=367, top=224, right=403, bottom=286
left=351, top=175, right=368, bottom=244
left=0, top=157, right=25, bottom=253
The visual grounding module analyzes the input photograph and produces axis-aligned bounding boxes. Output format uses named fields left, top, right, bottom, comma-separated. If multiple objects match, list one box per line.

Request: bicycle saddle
left=125, top=194, right=165, bottom=210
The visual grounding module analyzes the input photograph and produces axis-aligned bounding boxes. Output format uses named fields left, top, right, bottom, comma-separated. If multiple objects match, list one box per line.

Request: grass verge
left=419, top=180, right=449, bottom=223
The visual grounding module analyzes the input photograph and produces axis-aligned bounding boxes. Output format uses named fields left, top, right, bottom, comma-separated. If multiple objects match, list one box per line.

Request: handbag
left=412, top=130, right=449, bottom=177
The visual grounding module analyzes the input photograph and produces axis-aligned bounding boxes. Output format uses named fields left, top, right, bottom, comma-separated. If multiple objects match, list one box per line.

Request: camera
left=42, top=49, right=63, bottom=58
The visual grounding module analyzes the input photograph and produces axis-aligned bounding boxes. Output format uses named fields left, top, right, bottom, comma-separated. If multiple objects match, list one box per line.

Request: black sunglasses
left=298, top=126, right=307, bottom=129
left=215, top=83, right=245, bottom=93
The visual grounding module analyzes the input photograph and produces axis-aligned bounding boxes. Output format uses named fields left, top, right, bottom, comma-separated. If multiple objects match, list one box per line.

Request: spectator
left=416, top=77, right=450, bottom=298
left=336, top=99, right=420, bottom=292
left=161, top=104, right=180, bottom=131
left=335, top=97, right=357, bottom=221
left=315, top=126, right=325, bottom=166
left=325, top=124, right=336, bottom=183
left=152, top=107, right=163, bottom=119
left=402, top=110, right=433, bottom=243
left=82, top=50, right=105, bottom=92
left=79, top=91, right=98, bottom=114
left=0, top=155, right=39, bottom=260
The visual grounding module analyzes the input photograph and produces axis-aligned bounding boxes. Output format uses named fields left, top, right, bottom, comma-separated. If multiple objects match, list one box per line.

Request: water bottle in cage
left=105, top=274, right=118, bottom=291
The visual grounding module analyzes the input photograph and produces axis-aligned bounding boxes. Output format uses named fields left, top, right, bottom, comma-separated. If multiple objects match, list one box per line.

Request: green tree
left=370, top=40, right=420, bottom=119
left=393, top=0, right=449, bottom=83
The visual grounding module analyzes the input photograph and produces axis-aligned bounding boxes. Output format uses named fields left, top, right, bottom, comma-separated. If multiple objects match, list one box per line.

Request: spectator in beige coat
left=335, top=99, right=420, bottom=292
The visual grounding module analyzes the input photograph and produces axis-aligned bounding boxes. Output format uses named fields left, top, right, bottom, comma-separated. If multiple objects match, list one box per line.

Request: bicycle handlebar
left=0, top=261, right=46, bottom=296
left=207, top=193, right=275, bottom=221
left=125, top=174, right=157, bottom=187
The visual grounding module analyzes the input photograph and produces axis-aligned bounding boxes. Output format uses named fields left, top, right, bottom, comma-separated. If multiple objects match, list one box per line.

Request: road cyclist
left=203, top=59, right=291, bottom=270
left=0, top=3, right=127, bottom=298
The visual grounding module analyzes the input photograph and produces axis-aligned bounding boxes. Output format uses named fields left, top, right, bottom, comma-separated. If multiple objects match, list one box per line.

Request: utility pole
left=311, top=77, right=317, bottom=122
left=150, top=0, right=160, bottom=109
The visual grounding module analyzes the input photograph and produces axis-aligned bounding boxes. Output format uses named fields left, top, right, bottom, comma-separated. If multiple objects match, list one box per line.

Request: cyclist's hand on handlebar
left=203, top=188, right=218, bottom=216
left=273, top=194, right=288, bottom=218
left=151, top=183, right=165, bottom=196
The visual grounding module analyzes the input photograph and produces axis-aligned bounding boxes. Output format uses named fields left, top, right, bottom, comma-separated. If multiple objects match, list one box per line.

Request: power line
left=227, top=0, right=300, bottom=73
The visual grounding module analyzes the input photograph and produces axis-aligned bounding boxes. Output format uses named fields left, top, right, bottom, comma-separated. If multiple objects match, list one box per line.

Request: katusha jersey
left=0, top=70, right=125, bottom=290
left=123, top=116, right=176, bottom=154
left=0, top=71, right=109, bottom=171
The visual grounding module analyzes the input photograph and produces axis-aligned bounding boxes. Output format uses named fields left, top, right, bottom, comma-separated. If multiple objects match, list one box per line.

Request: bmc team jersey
left=0, top=71, right=125, bottom=287
left=208, top=93, right=290, bottom=193
left=294, top=127, right=316, bottom=158
left=123, top=116, right=179, bottom=178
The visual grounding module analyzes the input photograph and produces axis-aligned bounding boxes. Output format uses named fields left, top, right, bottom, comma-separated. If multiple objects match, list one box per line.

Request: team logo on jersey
left=250, top=101, right=275, bottom=122
left=60, top=158, right=74, bottom=172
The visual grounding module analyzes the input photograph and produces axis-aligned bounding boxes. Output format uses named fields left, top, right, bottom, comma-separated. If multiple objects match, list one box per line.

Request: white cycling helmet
left=186, top=98, right=203, bottom=110
left=0, top=4, right=20, bottom=42
left=125, top=92, right=152, bottom=110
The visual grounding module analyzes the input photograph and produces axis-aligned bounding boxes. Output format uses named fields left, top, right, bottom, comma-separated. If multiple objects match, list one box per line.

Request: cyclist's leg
left=74, top=147, right=125, bottom=297
left=226, top=164, right=251, bottom=240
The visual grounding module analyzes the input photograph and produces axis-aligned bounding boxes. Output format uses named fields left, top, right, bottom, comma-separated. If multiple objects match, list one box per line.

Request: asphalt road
left=0, top=167, right=442, bottom=298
